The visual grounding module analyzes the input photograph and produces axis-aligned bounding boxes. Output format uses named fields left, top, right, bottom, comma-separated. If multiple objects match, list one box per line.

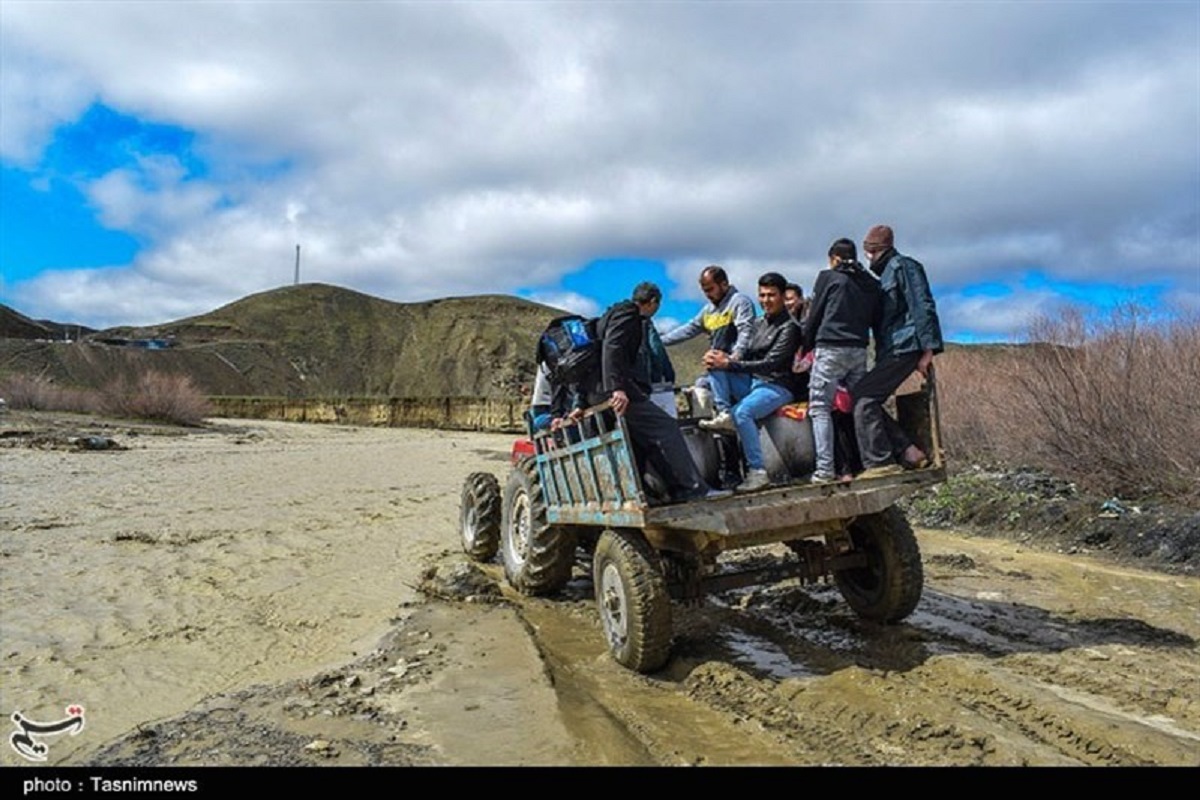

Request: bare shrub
left=0, top=373, right=101, bottom=412
left=937, top=305, right=1200, bottom=502
left=100, top=371, right=212, bottom=426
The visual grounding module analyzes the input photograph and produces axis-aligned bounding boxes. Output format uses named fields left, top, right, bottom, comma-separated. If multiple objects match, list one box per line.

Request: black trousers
left=852, top=351, right=922, bottom=469
left=621, top=398, right=706, bottom=499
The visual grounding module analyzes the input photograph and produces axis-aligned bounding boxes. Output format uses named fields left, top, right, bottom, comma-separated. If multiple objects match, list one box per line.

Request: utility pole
left=294, top=244, right=301, bottom=285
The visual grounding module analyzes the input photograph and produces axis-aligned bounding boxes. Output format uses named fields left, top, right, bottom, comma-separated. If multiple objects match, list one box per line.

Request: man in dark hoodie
left=853, top=224, right=945, bottom=478
left=577, top=288, right=728, bottom=503
left=801, top=238, right=881, bottom=483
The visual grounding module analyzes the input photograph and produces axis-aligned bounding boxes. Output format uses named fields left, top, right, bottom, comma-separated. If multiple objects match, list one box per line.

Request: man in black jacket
left=699, top=273, right=802, bottom=492
left=578, top=289, right=725, bottom=503
left=853, top=224, right=945, bottom=478
left=801, top=238, right=881, bottom=483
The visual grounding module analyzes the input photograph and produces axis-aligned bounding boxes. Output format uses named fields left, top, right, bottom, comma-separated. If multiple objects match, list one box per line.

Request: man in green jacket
left=853, top=224, right=945, bottom=479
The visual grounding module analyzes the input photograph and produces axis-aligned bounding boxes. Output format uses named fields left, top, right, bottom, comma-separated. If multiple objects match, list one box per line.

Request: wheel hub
left=599, top=562, right=628, bottom=647
left=508, top=491, right=531, bottom=566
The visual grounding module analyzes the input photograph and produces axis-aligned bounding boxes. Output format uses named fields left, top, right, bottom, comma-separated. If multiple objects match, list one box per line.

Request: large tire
left=460, top=472, right=501, bottom=562
left=834, top=505, right=923, bottom=622
left=500, top=458, right=575, bottom=596
left=592, top=528, right=672, bottom=673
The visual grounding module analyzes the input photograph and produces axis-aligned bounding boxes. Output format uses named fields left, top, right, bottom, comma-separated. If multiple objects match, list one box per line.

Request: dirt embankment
left=3, top=411, right=1197, bottom=767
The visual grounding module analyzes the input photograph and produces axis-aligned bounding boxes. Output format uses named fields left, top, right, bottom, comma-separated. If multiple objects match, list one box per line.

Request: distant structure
left=294, top=244, right=301, bottom=285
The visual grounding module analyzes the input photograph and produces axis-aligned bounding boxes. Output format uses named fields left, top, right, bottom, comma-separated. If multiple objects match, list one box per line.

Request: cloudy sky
left=2, top=1, right=1197, bottom=340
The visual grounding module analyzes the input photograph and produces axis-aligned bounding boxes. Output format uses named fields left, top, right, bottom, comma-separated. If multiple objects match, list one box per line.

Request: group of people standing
left=533, top=223, right=944, bottom=502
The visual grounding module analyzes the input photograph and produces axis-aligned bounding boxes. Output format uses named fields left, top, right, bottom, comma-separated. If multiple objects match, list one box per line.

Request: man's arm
left=600, top=303, right=643, bottom=399
left=730, top=293, right=756, bottom=359
left=801, top=272, right=830, bottom=353
left=658, top=310, right=704, bottom=347
left=900, top=258, right=945, bottom=355
left=726, top=320, right=799, bottom=375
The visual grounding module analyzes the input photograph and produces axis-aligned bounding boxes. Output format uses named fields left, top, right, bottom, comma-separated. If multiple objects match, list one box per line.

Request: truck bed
left=531, top=388, right=944, bottom=552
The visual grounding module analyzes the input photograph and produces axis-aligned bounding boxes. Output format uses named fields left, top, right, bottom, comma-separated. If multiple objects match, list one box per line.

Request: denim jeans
left=731, top=378, right=794, bottom=471
left=809, top=346, right=867, bottom=477
left=708, top=370, right=752, bottom=413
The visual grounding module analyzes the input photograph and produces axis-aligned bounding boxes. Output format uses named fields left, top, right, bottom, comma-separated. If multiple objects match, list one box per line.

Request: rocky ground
left=901, top=465, right=1200, bottom=577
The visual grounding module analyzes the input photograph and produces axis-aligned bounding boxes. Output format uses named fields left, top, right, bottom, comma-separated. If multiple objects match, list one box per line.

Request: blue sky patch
left=1, top=165, right=139, bottom=281
left=44, top=103, right=207, bottom=180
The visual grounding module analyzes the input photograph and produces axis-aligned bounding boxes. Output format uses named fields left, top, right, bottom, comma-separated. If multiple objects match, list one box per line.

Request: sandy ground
left=2, top=412, right=1198, bottom=768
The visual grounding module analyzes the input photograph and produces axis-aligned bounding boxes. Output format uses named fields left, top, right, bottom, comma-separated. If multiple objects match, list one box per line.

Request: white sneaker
left=736, top=468, right=770, bottom=493
left=699, top=411, right=736, bottom=432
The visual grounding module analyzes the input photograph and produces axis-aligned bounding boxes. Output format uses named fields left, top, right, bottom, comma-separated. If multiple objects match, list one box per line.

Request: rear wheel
left=500, top=458, right=574, bottom=595
left=834, top=505, right=923, bottom=622
left=593, top=528, right=672, bottom=673
left=460, top=472, right=501, bottom=562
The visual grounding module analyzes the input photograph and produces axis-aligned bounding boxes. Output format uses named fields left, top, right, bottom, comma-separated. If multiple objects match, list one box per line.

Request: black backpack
left=537, top=314, right=600, bottom=386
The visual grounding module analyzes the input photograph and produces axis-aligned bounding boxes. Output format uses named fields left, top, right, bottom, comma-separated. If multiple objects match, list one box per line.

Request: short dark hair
left=631, top=281, right=662, bottom=305
left=828, top=237, right=857, bottom=263
left=758, top=272, right=787, bottom=292
left=701, top=265, right=728, bottom=284
left=785, top=282, right=803, bottom=298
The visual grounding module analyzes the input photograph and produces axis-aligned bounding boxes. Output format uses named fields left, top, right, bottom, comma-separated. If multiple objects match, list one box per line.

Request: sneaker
left=736, top=468, right=771, bottom=493
left=698, top=411, right=736, bottom=432
left=810, top=472, right=836, bottom=485
left=858, top=463, right=906, bottom=480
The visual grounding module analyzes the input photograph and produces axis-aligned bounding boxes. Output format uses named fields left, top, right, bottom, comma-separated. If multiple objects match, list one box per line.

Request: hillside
left=0, top=284, right=709, bottom=399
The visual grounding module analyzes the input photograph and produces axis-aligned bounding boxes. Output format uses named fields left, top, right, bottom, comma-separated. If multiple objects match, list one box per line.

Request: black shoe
left=675, top=485, right=733, bottom=503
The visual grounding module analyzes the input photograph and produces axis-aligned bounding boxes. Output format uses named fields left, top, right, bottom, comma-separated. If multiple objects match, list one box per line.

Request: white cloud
left=1, top=1, right=1196, bottom=335
left=520, top=291, right=599, bottom=318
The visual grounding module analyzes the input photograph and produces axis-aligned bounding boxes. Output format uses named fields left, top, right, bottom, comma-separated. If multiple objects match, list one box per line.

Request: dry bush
left=0, top=373, right=101, bottom=412
left=937, top=306, right=1200, bottom=502
left=100, top=371, right=213, bottom=426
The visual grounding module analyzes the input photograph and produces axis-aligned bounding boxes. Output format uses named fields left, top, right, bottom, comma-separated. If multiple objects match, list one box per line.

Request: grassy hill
left=0, top=284, right=709, bottom=399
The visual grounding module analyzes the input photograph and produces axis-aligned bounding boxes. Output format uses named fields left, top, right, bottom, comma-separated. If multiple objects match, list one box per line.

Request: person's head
left=828, top=237, right=857, bottom=267
left=632, top=281, right=662, bottom=317
left=862, top=224, right=894, bottom=263
left=757, top=272, right=788, bottom=316
left=699, top=265, right=730, bottom=305
left=784, top=283, right=804, bottom=316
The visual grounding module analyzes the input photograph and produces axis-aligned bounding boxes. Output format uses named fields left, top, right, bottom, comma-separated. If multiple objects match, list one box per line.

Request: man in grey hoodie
left=660, top=265, right=757, bottom=417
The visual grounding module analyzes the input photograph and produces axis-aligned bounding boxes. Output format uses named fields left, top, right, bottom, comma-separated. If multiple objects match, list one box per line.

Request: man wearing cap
left=853, top=225, right=945, bottom=479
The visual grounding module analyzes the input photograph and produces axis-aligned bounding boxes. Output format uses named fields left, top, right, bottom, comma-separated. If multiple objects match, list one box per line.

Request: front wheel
left=592, top=528, right=672, bottom=673
left=500, top=458, right=575, bottom=595
left=460, top=472, right=501, bottom=562
left=834, top=505, right=923, bottom=622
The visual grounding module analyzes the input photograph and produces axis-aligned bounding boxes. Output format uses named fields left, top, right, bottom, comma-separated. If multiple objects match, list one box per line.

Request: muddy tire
left=460, top=472, right=501, bottom=562
left=834, top=505, right=923, bottom=623
left=500, top=458, right=574, bottom=595
left=593, top=528, right=672, bottom=673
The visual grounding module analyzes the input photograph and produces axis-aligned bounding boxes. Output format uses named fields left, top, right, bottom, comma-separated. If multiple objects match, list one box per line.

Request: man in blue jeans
left=699, top=272, right=802, bottom=492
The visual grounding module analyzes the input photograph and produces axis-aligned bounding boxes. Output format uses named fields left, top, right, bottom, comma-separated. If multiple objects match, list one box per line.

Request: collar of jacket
left=868, top=247, right=897, bottom=277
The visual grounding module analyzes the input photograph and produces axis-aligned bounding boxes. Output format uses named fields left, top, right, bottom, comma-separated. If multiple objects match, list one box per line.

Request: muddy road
left=3, top=415, right=1197, bottom=767
left=88, top=530, right=1200, bottom=767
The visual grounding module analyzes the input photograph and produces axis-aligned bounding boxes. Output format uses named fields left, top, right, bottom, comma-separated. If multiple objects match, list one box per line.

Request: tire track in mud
left=497, top=538, right=1200, bottom=767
